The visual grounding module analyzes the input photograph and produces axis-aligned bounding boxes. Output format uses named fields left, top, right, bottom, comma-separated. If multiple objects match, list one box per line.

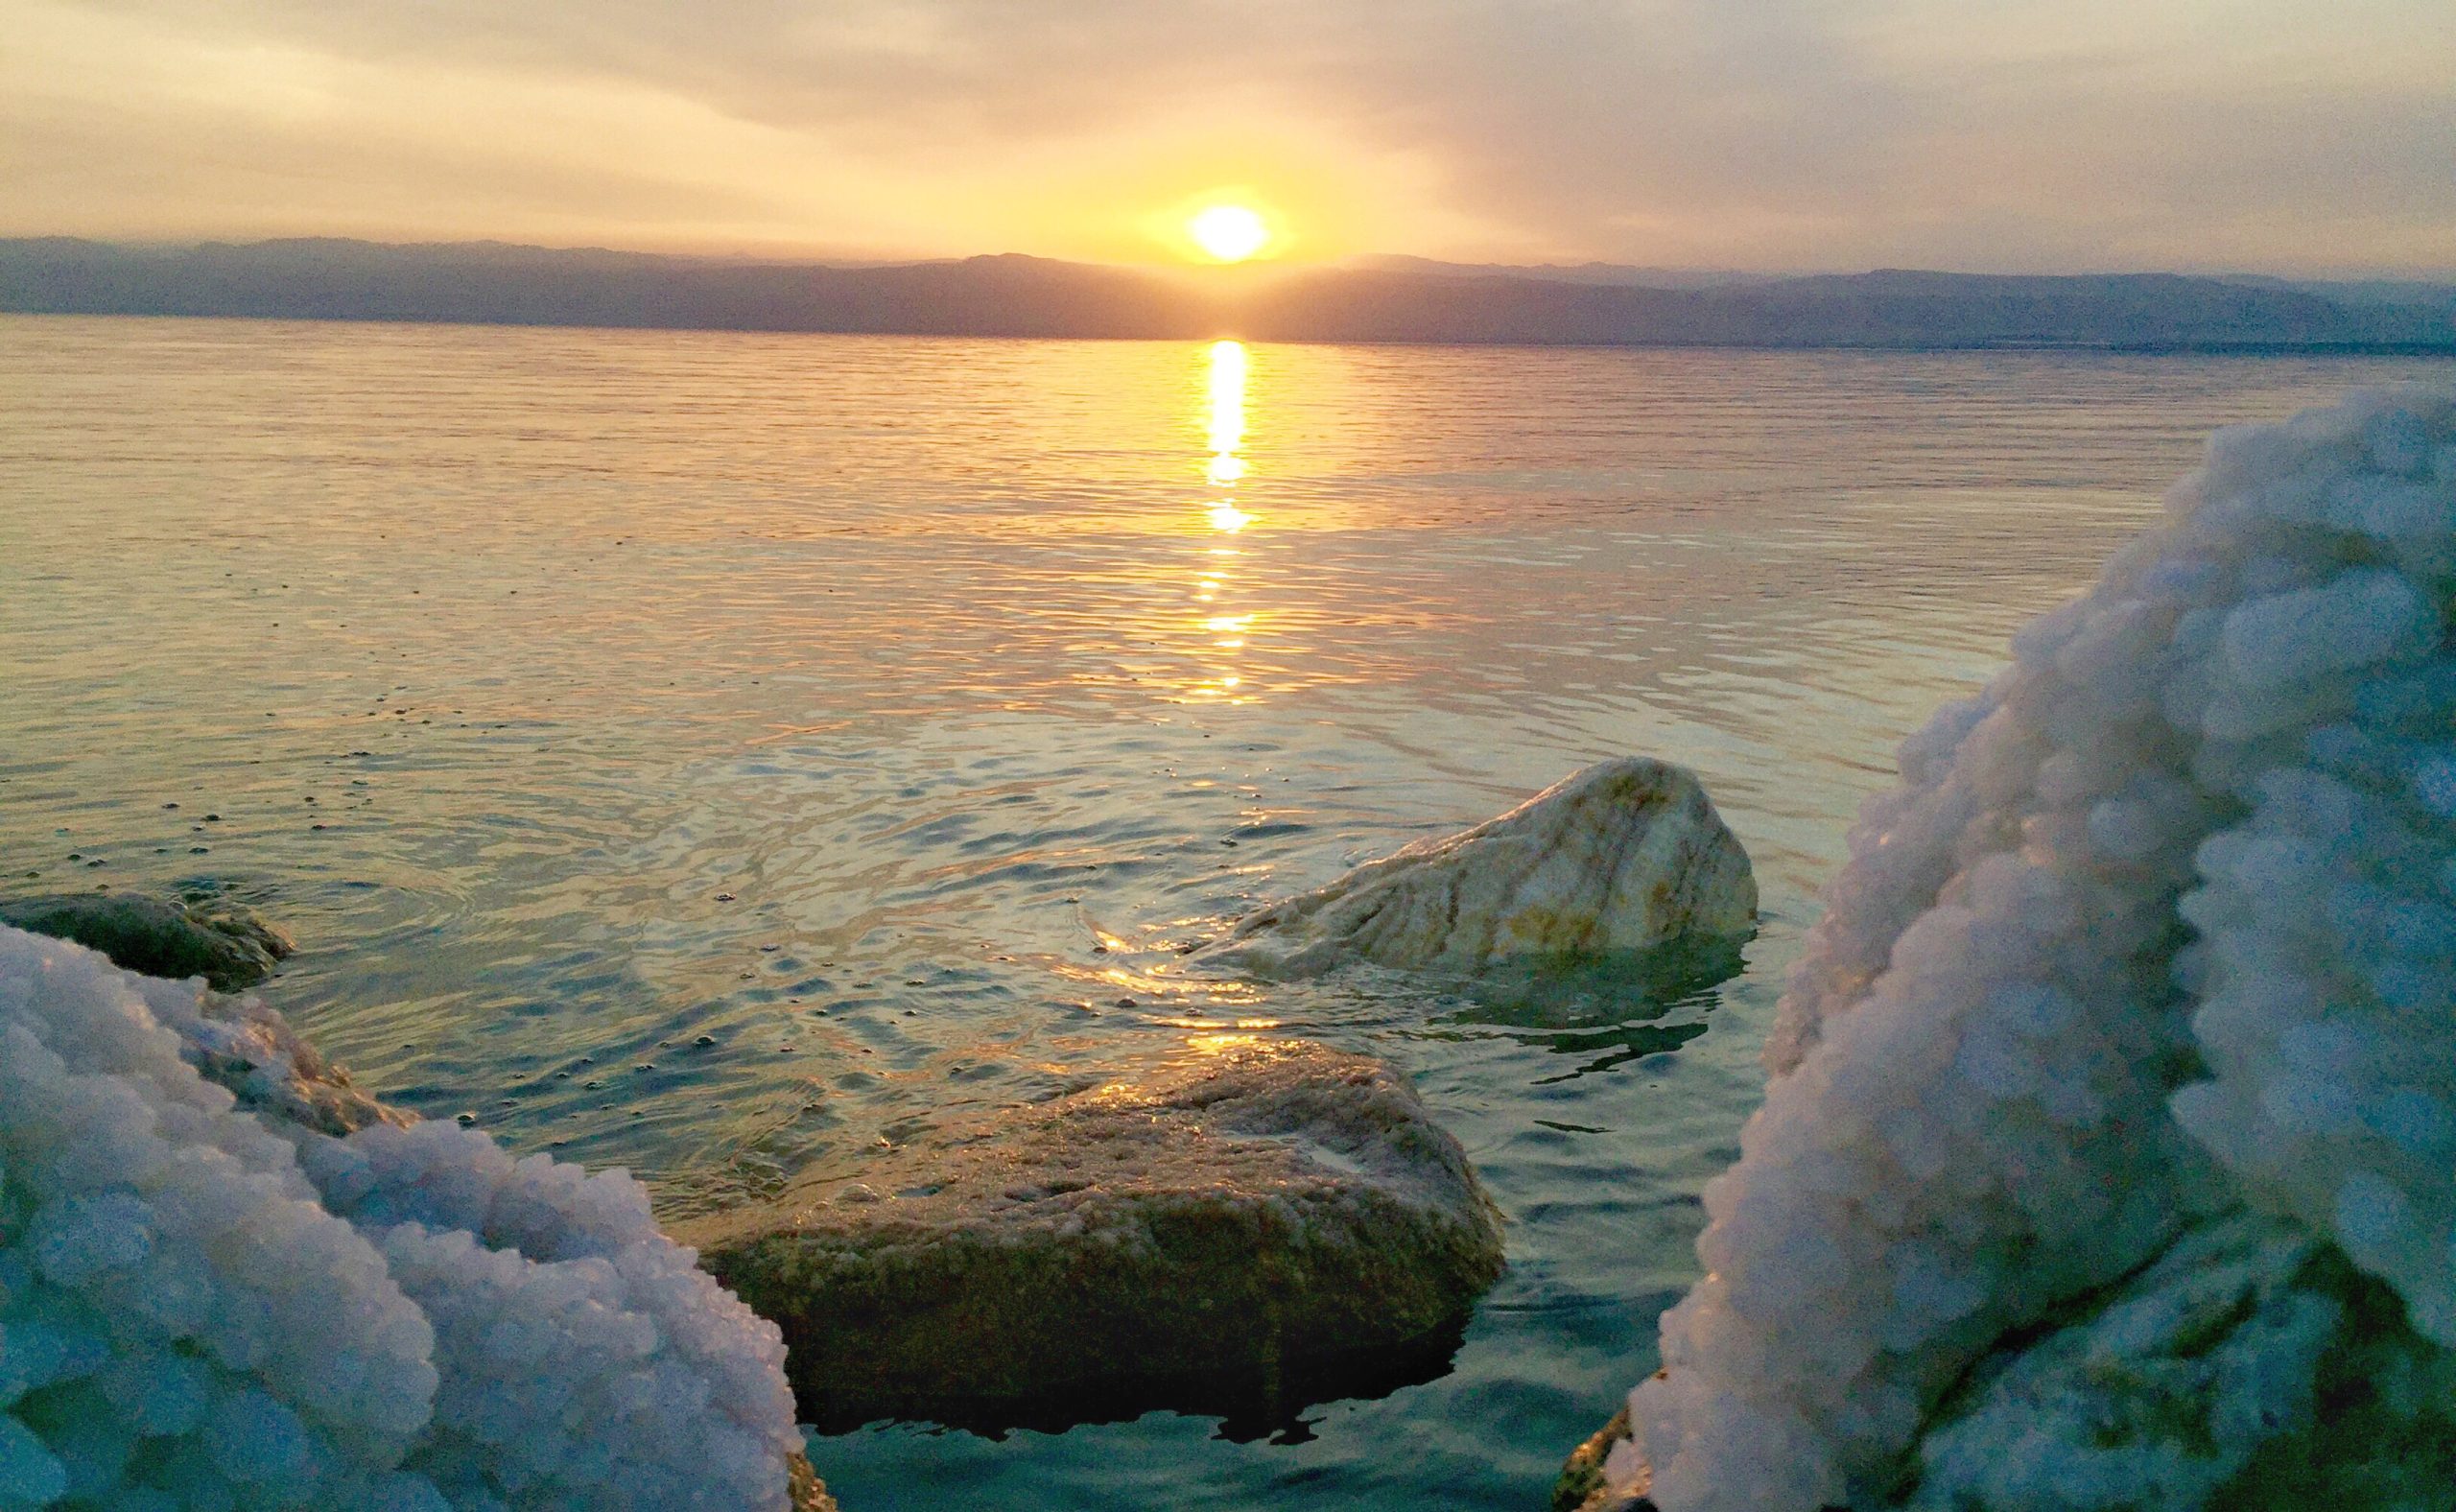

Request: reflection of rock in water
left=1426, top=936, right=1750, bottom=1082
left=679, top=1039, right=1506, bottom=1436
left=1195, top=758, right=1756, bottom=978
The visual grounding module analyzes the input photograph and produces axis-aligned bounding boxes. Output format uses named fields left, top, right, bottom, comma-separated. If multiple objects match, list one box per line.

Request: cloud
left=8, top=0, right=2453, bottom=272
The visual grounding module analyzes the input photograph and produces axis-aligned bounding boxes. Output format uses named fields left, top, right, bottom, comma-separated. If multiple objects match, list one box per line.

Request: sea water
left=2, top=315, right=2445, bottom=1508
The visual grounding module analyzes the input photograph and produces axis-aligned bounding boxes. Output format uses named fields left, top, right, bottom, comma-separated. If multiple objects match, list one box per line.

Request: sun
left=1187, top=204, right=1272, bottom=263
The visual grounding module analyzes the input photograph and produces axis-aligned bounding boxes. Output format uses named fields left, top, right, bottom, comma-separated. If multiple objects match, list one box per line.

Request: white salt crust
left=1626, top=389, right=2456, bottom=1510
left=0, top=927, right=799, bottom=1510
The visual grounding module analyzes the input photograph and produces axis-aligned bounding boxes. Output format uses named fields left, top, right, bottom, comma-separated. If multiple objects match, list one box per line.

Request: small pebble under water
left=2, top=315, right=2445, bottom=1509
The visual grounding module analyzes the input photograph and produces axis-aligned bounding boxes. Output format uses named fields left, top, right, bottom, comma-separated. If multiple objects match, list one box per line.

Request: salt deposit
left=1906, top=1211, right=2386, bottom=1511
left=0, top=924, right=804, bottom=1510
left=1197, top=757, right=1755, bottom=977
left=1606, top=389, right=2456, bottom=1509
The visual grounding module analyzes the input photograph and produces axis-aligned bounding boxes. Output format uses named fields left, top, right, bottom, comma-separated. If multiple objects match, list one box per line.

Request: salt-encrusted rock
left=0, top=890, right=292, bottom=991
left=0, top=893, right=386, bottom=1136
left=1597, top=390, right=2456, bottom=1512
left=1565, top=1213, right=2455, bottom=1512
left=680, top=1039, right=1506, bottom=1429
left=1195, top=758, right=1755, bottom=978
left=0, top=924, right=820, bottom=1511
left=1554, top=1403, right=1647, bottom=1512
left=169, top=978, right=408, bottom=1138
left=1908, top=1212, right=2338, bottom=1510
left=789, top=1453, right=841, bottom=1512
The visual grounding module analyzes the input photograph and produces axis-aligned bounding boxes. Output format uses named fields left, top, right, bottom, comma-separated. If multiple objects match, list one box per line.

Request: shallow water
left=3, top=316, right=2446, bottom=1508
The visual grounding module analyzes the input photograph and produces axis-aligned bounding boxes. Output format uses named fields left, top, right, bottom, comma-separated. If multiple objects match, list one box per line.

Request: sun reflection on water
left=1206, top=340, right=1247, bottom=457
left=1190, top=341, right=1255, bottom=703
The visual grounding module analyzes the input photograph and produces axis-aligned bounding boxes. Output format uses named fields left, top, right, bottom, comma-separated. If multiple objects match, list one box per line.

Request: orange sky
left=6, top=0, right=2453, bottom=274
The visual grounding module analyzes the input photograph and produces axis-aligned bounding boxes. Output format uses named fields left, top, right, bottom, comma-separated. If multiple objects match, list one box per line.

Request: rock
left=679, top=1039, right=1507, bottom=1431
left=1910, top=1211, right=2456, bottom=1512
left=790, top=1451, right=839, bottom=1512
left=1555, top=1403, right=1649, bottom=1512
left=1909, top=1212, right=2337, bottom=1510
left=169, top=979, right=409, bottom=1137
left=1193, top=758, right=1754, bottom=978
left=1565, top=1212, right=2456, bottom=1512
left=3, top=899, right=396, bottom=1138
left=0, top=888, right=292, bottom=990
left=0, top=893, right=405, bottom=1138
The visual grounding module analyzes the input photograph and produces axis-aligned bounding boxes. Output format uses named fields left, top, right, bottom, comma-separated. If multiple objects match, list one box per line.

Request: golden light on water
left=1205, top=340, right=1247, bottom=454
left=1193, top=340, right=1253, bottom=701
left=1187, top=203, right=1272, bottom=263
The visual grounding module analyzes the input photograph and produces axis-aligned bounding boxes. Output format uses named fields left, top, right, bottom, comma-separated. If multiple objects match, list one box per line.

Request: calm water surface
left=3, top=316, right=2447, bottom=1508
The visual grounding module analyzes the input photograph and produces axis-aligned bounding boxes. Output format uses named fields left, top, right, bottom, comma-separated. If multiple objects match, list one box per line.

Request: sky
left=6, top=0, right=2454, bottom=275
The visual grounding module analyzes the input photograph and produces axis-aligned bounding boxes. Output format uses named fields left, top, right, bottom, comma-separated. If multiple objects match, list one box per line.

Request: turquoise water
left=3, top=315, right=2446, bottom=1507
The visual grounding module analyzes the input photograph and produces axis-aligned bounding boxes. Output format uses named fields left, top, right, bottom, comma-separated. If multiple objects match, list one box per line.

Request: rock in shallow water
left=0, top=889, right=292, bottom=991
left=679, top=1039, right=1507, bottom=1431
left=1195, top=758, right=1755, bottom=978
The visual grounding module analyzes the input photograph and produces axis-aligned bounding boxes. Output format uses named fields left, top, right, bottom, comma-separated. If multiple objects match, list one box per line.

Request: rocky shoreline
left=3, top=754, right=1763, bottom=1509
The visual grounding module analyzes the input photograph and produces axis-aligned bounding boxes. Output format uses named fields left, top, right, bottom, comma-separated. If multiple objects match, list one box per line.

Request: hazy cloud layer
left=8, top=0, right=2453, bottom=272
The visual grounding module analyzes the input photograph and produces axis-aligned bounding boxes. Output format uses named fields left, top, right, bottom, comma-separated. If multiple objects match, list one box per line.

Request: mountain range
left=5, top=237, right=2453, bottom=352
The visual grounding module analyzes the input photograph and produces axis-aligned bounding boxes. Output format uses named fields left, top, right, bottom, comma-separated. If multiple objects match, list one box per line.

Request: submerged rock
left=0, top=889, right=292, bottom=990
left=1195, top=758, right=1755, bottom=978
left=680, top=1039, right=1506, bottom=1430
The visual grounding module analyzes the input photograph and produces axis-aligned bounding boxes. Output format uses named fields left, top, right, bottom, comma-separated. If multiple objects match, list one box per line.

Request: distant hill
left=5, top=238, right=2452, bottom=352
left=1347, top=254, right=1778, bottom=290
left=0, top=239, right=1204, bottom=340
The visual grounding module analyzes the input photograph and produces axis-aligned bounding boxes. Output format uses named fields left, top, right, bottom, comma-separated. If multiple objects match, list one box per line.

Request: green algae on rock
left=0, top=889, right=292, bottom=991
left=679, top=1039, right=1507, bottom=1432
left=1194, top=758, right=1756, bottom=979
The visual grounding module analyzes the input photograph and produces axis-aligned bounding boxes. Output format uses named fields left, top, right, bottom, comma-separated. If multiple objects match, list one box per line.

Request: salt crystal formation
left=1615, top=389, right=2456, bottom=1510
left=1906, top=1212, right=2340, bottom=1510
left=0, top=925, right=802, bottom=1510
left=1198, top=757, right=1756, bottom=977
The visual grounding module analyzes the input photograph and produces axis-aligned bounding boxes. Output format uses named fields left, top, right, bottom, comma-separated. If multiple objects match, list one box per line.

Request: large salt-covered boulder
left=679, top=1039, right=1505, bottom=1429
left=1561, top=1211, right=2456, bottom=1512
left=1904, top=1210, right=2454, bottom=1511
left=1576, top=389, right=2456, bottom=1512
left=1195, top=758, right=1755, bottom=978
left=1, top=891, right=292, bottom=992
left=0, top=924, right=815, bottom=1511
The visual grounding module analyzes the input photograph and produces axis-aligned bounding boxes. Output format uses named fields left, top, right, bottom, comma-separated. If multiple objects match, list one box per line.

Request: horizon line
left=8, top=232, right=2455, bottom=288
